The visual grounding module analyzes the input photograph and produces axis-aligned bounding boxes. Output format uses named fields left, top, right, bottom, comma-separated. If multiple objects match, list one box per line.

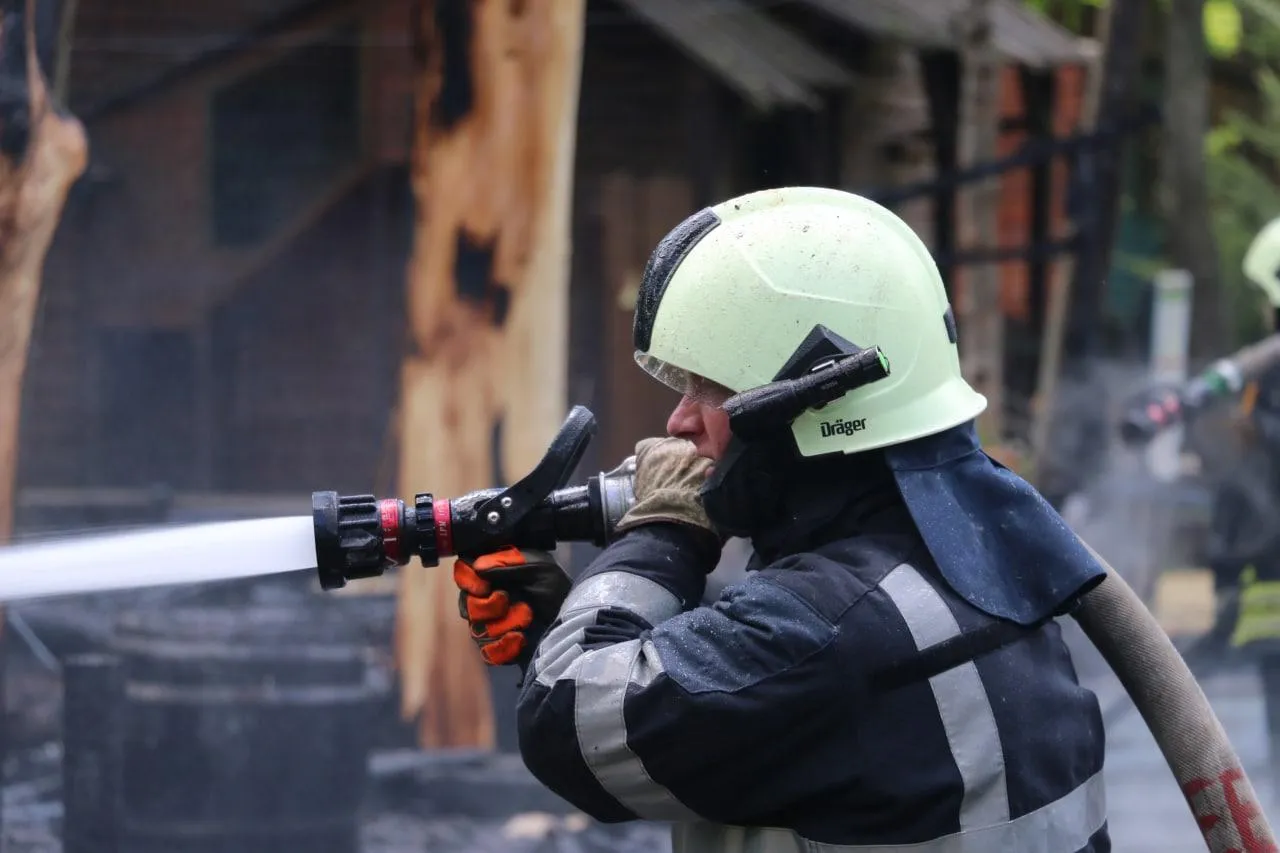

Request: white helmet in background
left=632, top=186, right=987, bottom=455
left=1243, top=215, right=1280, bottom=310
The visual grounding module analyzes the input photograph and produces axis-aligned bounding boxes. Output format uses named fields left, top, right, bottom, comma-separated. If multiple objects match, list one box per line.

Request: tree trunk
left=0, top=0, right=87, bottom=830
left=953, top=0, right=1005, bottom=440
left=1065, top=0, right=1147, bottom=362
left=1161, top=0, right=1225, bottom=360
left=395, top=0, right=585, bottom=749
left=0, top=0, right=87, bottom=541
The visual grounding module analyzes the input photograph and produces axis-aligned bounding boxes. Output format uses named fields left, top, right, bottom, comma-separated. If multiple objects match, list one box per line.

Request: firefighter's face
left=666, top=375, right=733, bottom=464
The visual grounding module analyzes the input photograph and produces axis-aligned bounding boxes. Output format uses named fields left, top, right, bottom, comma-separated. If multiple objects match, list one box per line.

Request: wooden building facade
left=9, top=0, right=1098, bottom=748
left=18, top=0, right=1093, bottom=516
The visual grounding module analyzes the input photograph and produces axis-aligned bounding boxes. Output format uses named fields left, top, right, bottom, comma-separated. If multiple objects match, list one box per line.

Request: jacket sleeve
left=515, top=524, right=852, bottom=825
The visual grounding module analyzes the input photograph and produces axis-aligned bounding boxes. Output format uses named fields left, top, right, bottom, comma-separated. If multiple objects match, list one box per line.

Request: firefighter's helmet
left=632, top=186, right=986, bottom=456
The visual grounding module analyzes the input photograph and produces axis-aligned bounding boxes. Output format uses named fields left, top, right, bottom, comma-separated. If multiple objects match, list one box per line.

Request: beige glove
left=615, top=437, right=719, bottom=536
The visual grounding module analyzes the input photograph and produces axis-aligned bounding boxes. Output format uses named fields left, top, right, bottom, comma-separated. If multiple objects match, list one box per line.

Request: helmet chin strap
left=700, top=324, right=890, bottom=537
left=700, top=435, right=793, bottom=538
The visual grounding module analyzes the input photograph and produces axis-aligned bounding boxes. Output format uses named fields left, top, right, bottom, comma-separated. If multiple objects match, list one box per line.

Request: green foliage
left=1206, top=4, right=1280, bottom=344
left=1235, top=0, right=1280, bottom=57
left=1030, top=0, right=1240, bottom=51
left=1025, top=0, right=1276, bottom=343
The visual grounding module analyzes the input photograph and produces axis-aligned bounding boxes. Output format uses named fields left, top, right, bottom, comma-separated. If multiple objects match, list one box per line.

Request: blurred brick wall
left=997, top=63, right=1086, bottom=320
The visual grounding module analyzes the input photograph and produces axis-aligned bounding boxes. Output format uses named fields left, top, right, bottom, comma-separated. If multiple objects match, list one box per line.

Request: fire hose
left=315, top=358, right=1278, bottom=851
left=1073, top=553, right=1275, bottom=850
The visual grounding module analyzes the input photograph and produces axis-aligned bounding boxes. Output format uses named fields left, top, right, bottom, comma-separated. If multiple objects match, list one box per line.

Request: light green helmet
left=1243, top=215, right=1280, bottom=309
left=633, top=186, right=987, bottom=456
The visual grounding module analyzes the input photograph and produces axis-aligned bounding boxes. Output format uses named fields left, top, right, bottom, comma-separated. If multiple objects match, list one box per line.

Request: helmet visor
left=635, top=352, right=733, bottom=407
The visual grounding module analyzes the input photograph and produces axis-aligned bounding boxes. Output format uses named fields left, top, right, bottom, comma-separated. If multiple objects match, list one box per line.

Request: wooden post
left=1063, top=0, right=1147, bottom=362
left=1019, top=67, right=1057, bottom=405
left=1028, top=12, right=1109, bottom=490
left=1161, top=0, right=1224, bottom=360
left=953, top=0, right=1005, bottom=441
left=920, top=52, right=962, bottom=289
left=394, top=0, right=586, bottom=749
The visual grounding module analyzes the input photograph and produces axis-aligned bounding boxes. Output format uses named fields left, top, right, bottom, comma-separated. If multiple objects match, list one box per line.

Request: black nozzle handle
left=724, top=347, right=891, bottom=441
left=475, top=405, right=597, bottom=538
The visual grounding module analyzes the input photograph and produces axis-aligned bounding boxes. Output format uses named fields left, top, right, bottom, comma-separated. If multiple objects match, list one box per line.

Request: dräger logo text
left=819, top=418, right=867, bottom=437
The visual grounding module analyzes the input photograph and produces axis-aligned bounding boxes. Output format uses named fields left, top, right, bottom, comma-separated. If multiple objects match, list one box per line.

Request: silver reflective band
left=880, top=563, right=1010, bottom=828
left=560, top=571, right=684, bottom=625
left=669, top=773, right=1106, bottom=853
left=801, top=772, right=1107, bottom=853
left=533, top=571, right=683, bottom=686
left=529, top=571, right=699, bottom=822
left=573, top=638, right=699, bottom=822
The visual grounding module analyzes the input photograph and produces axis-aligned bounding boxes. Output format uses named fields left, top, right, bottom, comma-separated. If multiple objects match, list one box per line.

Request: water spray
left=0, top=516, right=318, bottom=603
left=310, top=406, right=636, bottom=590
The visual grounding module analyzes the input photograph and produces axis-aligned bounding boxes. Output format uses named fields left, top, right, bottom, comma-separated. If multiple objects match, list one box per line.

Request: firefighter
left=1206, top=217, right=1280, bottom=790
left=1206, top=364, right=1280, bottom=787
left=452, top=187, right=1110, bottom=851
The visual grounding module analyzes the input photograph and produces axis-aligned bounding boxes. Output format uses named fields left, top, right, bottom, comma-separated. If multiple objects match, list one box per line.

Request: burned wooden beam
left=394, top=0, right=586, bottom=750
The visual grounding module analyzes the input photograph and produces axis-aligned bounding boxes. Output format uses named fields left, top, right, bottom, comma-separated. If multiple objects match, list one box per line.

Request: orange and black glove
left=453, top=547, right=571, bottom=667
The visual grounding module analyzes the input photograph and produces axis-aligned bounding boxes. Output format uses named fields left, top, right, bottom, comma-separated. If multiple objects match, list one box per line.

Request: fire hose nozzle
left=311, top=491, right=441, bottom=591
left=1118, top=388, right=1184, bottom=446
left=311, top=406, right=637, bottom=591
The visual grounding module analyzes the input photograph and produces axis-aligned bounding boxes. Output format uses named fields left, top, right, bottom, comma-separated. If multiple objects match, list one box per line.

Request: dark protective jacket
left=1209, top=365, right=1280, bottom=652
left=515, top=455, right=1109, bottom=852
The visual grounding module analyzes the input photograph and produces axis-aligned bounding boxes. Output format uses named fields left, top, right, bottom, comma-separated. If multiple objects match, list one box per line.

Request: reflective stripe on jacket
left=1233, top=566, right=1280, bottom=647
